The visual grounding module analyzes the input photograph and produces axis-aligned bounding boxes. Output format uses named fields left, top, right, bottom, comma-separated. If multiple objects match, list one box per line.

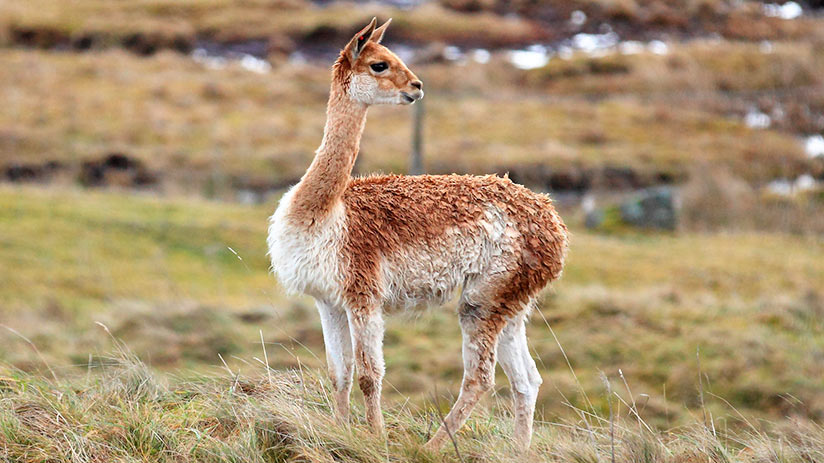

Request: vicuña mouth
left=401, top=93, right=416, bottom=104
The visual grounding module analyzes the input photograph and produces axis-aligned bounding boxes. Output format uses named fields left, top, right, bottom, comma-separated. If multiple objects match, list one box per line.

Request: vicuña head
left=333, top=17, right=423, bottom=106
left=269, top=17, right=568, bottom=454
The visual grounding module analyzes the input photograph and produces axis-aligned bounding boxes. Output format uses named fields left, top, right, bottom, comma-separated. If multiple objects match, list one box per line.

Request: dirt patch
left=504, top=164, right=681, bottom=192
left=4, top=161, right=66, bottom=183
left=79, top=153, right=157, bottom=188
left=121, top=32, right=194, bottom=55
left=10, top=26, right=70, bottom=49
left=3, top=154, right=158, bottom=188
left=8, top=26, right=195, bottom=55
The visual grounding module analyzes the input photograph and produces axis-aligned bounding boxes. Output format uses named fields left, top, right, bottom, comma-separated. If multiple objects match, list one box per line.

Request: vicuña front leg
left=348, top=307, right=386, bottom=433
left=425, top=306, right=505, bottom=450
left=497, top=312, right=542, bottom=450
left=317, top=300, right=354, bottom=423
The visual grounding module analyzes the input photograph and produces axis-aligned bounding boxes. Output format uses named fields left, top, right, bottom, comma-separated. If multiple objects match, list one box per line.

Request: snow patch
left=767, top=179, right=793, bottom=196
left=471, top=49, right=491, bottom=64
left=508, top=45, right=550, bottom=70
left=192, top=48, right=227, bottom=70
left=240, top=54, right=272, bottom=73
left=805, top=134, right=824, bottom=158
left=443, top=46, right=463, bottom=62
left=193, top=47, right=271, bottom=73
left=389, top=44, right=416, bottom=64
left=619, top=41, right=645, bottom=55
left=763, top=1, right=803, bottom=19
left=795, top=174, right=816, bottom=192
left=767, top=174, right=819, bottom=196
left=745, top=108, right=771, bottom=129
left=572, top=32, right=620, bottom=55
left=648, top=40, right=669, bottom=55
left=505, top=31, right=672, bottom=70
left=570, top=10, right=587, bottom=27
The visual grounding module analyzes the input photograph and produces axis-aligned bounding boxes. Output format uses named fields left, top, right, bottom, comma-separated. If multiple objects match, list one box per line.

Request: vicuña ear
left=370, top=18, right=391, bottom=44
left=344, top=17, right=377, bottom=63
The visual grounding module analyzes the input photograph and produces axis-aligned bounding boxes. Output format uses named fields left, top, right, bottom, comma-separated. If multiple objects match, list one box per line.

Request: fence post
left=410, top=99, right=424, bottom=175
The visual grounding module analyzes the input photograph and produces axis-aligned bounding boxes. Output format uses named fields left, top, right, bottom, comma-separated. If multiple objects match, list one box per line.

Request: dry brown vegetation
left=441, top=0, right=824, bottom=41
left=3, top=352, right=824, bottom=462
left=0, top=44, right=818, bottom=195
left=0, top=0, right=546, bottom=53
left=2, top=0, right=823, bottom=57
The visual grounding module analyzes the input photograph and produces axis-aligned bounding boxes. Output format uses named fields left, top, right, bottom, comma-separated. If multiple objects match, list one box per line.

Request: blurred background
left=1, top=0, right=823, bottom=431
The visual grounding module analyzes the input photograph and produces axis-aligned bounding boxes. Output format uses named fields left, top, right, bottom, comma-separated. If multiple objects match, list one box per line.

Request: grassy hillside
left=1, top=45, right=816, bottom=195
left=0, top=0, right=546, bottom=51
left=2, top=186, right=822, bottom=433
left=2, top=352, right=823, bottom=462
left=2, top=0, right=822, bottom=54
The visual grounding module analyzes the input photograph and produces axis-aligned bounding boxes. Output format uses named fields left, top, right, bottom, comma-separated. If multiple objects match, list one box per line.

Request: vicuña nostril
left=411, top=81, right=423, bottom=90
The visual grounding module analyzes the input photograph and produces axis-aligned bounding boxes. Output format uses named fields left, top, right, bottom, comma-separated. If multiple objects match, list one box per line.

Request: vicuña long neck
left=289, top=86, right=367, bottom=225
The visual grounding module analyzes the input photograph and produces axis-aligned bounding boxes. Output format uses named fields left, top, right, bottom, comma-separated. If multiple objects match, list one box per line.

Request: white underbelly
left=380, top=208, right=518, bottom=311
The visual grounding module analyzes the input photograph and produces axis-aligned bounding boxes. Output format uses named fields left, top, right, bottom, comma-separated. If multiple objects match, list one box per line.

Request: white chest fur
left=267, top=187, right=346, bottom=304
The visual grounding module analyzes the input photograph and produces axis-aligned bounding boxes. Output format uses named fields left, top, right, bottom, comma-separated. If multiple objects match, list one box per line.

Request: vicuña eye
left=370, top=62, right=388, bottom=73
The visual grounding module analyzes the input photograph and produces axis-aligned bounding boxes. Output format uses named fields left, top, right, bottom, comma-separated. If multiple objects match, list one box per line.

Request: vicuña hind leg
left=347, top=307, right=385, bottom=433
left=497, top=311, right=542, bottom=450
left=317, top=300, right=354, bottom=423
left=425, top=302, right=506, bottom=450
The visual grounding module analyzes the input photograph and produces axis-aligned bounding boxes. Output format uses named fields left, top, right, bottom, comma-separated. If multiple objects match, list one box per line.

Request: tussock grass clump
left=0, top=341, right=824, bottom=463
left=2, top=350, right=824, bottom=463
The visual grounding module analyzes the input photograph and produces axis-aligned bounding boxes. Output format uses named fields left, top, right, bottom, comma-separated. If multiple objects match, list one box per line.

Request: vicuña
left=267, top=18, right=568, bottom=451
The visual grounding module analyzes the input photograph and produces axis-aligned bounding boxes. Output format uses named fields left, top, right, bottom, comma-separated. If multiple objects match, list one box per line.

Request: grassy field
left=2, top=186, right=822, bottom=436
left=3, top=357, right=824, bottom=462
left=1, top=44, right=818, bottom=194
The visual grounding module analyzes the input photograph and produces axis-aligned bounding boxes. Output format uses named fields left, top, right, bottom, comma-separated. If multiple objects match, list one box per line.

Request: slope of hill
left=2, top=187, right=822, bottom=433
left=2, top=352, right=823, bottom=462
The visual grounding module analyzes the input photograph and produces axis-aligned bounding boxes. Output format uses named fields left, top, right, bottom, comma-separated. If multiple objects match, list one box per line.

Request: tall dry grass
left=2, top=337, right=824, bottom=463
left=680, top=164, right=824, bottom=234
